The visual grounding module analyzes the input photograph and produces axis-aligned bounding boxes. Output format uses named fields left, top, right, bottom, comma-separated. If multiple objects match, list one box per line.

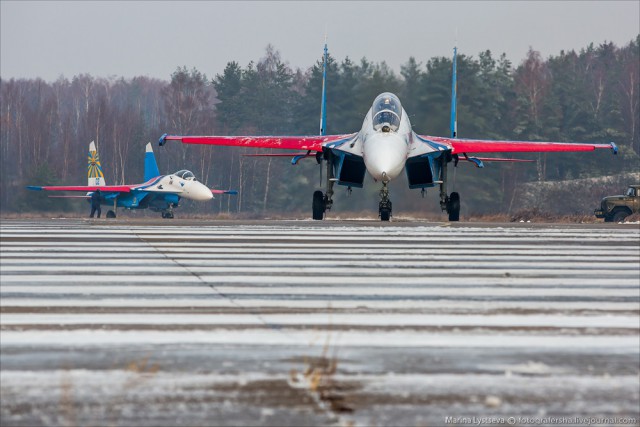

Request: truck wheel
left=612, top=211, right=629, bottom=223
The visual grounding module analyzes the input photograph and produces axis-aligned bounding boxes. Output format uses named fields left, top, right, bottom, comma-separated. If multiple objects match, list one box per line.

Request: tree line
left=1, top=37, right=638, bottom=216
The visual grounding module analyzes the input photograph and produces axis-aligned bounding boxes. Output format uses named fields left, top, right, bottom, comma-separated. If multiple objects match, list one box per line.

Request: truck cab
left=594, top=184, right=640, bottom=222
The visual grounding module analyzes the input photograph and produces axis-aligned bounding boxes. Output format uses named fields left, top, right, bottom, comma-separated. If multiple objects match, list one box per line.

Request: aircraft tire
left=106, top=210, right=116, bottom=219
left=448, top=192, right=460, bottom=222
left=380, top=209, right=391, bottom=222
left=312, top=191, right=325, bottom=220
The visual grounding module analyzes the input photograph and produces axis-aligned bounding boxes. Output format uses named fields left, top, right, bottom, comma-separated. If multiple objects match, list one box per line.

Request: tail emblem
left=88, top=149, right=104, bottom=180
left=87, top=141, right=105, bottom=186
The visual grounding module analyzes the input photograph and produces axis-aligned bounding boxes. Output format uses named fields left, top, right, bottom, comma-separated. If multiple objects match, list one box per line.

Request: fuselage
left=134, top=172, right=214, bottom=202
left=359, top=93, right=413, bottom=182
left=147, top=173, right=213, bottom=202
left=101, top=171, right=213, bottom=211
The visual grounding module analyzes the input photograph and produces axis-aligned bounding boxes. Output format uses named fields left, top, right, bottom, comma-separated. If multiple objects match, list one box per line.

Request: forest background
left=1, top=37, right=638, bottom=219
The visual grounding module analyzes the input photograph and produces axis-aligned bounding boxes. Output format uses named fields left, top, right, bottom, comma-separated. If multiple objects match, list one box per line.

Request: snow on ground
left=1, top=219, right=639, bottom=426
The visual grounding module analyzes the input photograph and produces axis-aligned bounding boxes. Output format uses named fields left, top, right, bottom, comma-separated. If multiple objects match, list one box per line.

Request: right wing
left=159, top=133, right=358, bottom=151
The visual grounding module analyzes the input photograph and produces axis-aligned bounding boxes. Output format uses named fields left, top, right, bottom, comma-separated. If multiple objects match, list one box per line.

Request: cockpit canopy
left=174, top=170, right=196, bottom=181
left=371, top=93, right=402, bottom=132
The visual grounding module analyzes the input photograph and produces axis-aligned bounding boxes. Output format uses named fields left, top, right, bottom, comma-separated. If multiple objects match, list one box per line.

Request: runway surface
left=1, top=219, right=639, bottom=426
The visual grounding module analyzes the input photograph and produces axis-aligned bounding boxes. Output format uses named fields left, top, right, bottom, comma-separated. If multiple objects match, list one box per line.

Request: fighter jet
left=28, top=142, right=237, bottom=218
left=159, top=45, right=616, bottom=221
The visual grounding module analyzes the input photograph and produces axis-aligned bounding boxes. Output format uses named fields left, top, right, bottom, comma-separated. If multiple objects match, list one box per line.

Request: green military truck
left=594, top=184, right=640, bottom=222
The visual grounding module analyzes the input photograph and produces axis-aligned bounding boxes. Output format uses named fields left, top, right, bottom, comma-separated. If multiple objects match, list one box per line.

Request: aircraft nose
left=191, top=182, right=214, bottom=201
left=364, top=135, right=407, bottom=182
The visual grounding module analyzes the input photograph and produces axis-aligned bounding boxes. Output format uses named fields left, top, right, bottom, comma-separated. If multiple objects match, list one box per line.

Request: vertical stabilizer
left=450, top=47, right=458, bottom=138
left=88, top=141, right=106, bottom=186
left=319, top=37, right=328, bottom=136
left=144, top=142, right=161, bottom=181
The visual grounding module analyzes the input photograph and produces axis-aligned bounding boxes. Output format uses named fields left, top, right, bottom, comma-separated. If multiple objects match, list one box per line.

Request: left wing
left=27, top=185, right=133, bottom=193
left=159, top=133, right=357, bottom=151
left=421, top=136, right=618, bottom=155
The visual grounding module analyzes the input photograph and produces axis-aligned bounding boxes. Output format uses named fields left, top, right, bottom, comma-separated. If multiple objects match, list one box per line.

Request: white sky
left=1, top=1, right=639, bottom=82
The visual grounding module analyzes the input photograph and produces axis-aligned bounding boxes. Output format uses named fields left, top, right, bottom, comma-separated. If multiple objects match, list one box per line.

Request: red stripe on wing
left=37, top=185, right=132, bottom=193
left=165, top=134, right=356, bottom=152
left=423, top=136, right=615, bottom=154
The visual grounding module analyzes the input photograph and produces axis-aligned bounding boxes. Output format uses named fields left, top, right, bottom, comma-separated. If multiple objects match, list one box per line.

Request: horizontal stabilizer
left=243, top=152, right=314, bottom=165
left=242, top=153, right=310, bottom=157
left=211, top=189, right=238, bottom=195
left=459, top=155, right=536, bottom=168
left=469, top=157, right=535, bottom=162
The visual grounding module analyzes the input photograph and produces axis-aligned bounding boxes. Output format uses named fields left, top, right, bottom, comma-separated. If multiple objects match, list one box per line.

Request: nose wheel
left=161, top=204, right=175, bottom=219
left=379, top=183, right=392, bottom=221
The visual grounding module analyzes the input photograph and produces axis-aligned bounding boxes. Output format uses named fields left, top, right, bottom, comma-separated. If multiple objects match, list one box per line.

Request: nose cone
left=187, top=182, right=214, bottom=201
left=363, top=134, right=407, bottom=182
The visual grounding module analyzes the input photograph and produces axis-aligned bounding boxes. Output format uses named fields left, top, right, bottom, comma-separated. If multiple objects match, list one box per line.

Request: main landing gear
left=312, top=151, right=335, bottom=220
left=106, top=198, right=118, bottom=219
left=445, top=192, right=460, bottom=221
left=438, top=156, right=461, bottom=221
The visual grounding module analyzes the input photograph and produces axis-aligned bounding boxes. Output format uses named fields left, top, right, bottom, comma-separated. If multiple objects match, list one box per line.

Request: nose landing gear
left=161, top=204, right=175, bottom=219
left=379, top=182, right=392, bottom=222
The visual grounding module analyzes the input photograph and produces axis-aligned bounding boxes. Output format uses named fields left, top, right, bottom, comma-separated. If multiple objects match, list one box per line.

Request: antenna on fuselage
left=319, top=34, right=328, bottom=136
left=450, top=46, right=457, bottom=139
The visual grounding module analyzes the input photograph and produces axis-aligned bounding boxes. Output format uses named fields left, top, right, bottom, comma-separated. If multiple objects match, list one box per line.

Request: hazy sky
left=2, top=1, right=639, bottom=82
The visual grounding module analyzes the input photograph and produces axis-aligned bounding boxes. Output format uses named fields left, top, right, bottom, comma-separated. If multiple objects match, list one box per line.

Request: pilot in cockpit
left=174, top=170, right=197, bottom=181
left=372, top=93, right=402, bottom=133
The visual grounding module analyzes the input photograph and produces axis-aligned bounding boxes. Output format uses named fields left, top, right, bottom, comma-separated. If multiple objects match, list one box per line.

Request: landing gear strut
left=379, top=182, right=392, bottom=221
left=439, top=154, right=461, bottom=222
left=312, top=150, right=335, bottom=220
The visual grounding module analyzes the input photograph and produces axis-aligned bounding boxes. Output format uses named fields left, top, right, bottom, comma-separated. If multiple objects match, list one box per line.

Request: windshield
left=174, top=170, right=196, bottom=181
left=371, top=93, right=402, bottom=132
left=626, top=187, right=636, bottom=197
